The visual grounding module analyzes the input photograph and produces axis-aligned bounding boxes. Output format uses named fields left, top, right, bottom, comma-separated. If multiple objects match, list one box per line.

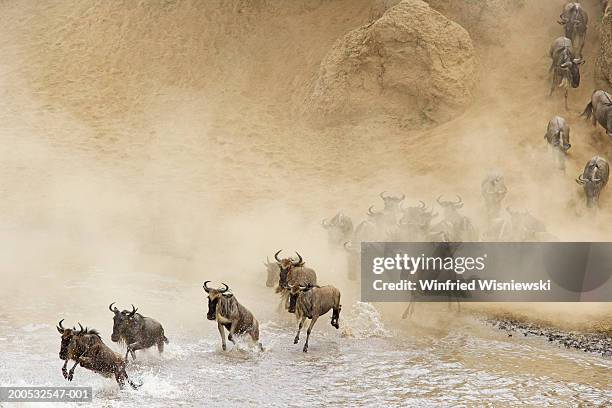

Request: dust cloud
left=0, top=0, right=610, bottom=338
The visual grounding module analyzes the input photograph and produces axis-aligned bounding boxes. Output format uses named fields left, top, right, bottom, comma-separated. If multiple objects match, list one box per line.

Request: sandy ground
left=0, top=0, right=611, bottom=331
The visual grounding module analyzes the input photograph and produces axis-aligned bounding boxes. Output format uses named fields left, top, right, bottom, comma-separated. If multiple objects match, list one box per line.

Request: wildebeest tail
left=581, top=101, right=593, bottom=120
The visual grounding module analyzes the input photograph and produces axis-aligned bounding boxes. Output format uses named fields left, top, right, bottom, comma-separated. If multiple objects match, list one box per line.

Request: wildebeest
left=57, top=320, right=139, bottom=389
left=544, top=116, right=571, bottom=170
left=263, top=256, right=280, bottom=288
left=342, top=241, right=360, bottom=281
left=288, top=284, right=341, bottom=353
left=273, top=250, right=317, bottom=311
left=481, top=172, right=508, bottom=218
left=109, top=303, right=168, bottom=361
left=391, top=201, right=437, bottom=241
left=581, top=90, right=612, bottom=141
left=379, top=191, right=406, bottom=225
left=203, top=281, right=263, bottom=351
left=549, top=36, right=584, bottom=110
left=321, top=211, right=354, bottom=248
left=558, top=3, right=588, bottom=57
left=506, top=208, right=556, bottom=241
left=576, top=156, right=610, bottom=208
left=432, top=196, right=478, bottom=242
left=354, top=206, right=389, bottom=242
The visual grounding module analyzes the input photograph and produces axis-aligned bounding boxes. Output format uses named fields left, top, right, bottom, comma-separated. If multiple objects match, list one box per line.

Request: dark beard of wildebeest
left=321, top=211, right=354, bottom=248
left=576, top=156, right=610, bottom=209
left=109, top=303, right=168, bottom=361
left=581, top=90, right=612, bottom=141
left=544, top=116, right=571, bottom=171
left=273, top=250, right=317, bottom=312
left=549, top=36, right=583, bottom=110
left=558, top=2, right=588, bottom=58
left=401, top=241, right=468, bottom=319
left=289, top=284, right=341, bottom=353
left=56, top=320, right=139, bottom=389
left=202, top=281, right=263, bottom=351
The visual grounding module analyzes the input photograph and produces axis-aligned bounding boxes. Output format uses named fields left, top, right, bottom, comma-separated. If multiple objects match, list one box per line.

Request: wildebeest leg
left=61, top=360, right=69, bottom=379
left=549, top=72, right=556, bottom=96
left=67, top=359, right=80, bottom=381
left=564, top=88, right=569, bottom=111
left=157, top=338, right=164, bottom=353
left=294, top=316, right=306, bottom=344
left=303, top=315, right=320, bottom=353
left=227, top=321, right=238, bottom=344
left=126, top=342, right=142, bottom=360
left=331, top=305, right=341, bottom=329
left=217, top=322, right=227, bottom=351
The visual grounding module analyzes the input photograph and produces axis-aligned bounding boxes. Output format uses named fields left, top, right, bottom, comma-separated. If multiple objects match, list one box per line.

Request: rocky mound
left=597, top=2, right=612, bottom=87
left=303, top=0, right=477, bottom=127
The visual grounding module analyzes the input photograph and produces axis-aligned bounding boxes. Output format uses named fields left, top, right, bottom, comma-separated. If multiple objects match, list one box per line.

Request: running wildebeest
left=273, top=250, right=317, bottom=311
left=432, top=195, right=478, bottom=242
left=549, top=36, right=584, bottom=110
left=378, top=191, right=406, bottom=226
left=576, top=156, right=610, bottom=208
left=354, top=206, right=389, bottom=242
left=481, top=172, right=508, bottom=218
left=109, top=303, right=168, bottom=361
left=342, top=241, right=360, bottom=281
left=203, top=281, right=263, bottom=351
left=321, top=211, right=354, bottom=248
left=558, top=3, right=588, bottom=57
left=581, top=90, right=612, bottom=141
left=57, top=320, right=139, bottom=389
left=391, top=201, right=437, bottom=241
left=263, top=256, right=280, bottom=288
left=288, top=284, right=341, bottom=353
left=544, top=116, right=571, bottom=171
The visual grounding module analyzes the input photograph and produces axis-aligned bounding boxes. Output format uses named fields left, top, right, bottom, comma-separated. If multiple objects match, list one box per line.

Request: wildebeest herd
left=54, top=2, right=611, bottom=392
left=547, top=3, right=610, bottom=204
left=56, top=251, right=342, bottom=389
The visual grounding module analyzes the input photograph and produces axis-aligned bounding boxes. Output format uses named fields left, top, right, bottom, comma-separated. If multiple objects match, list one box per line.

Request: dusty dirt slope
left=0, top=0, right=611, bottom=328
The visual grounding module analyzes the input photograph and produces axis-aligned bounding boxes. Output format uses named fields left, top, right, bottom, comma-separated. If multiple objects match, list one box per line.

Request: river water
left=1, top=271, right=610, bottom=408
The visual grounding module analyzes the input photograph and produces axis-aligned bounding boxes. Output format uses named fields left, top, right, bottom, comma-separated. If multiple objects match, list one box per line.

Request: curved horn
left=78, top=323, right=84, bottom=334
left=129, top=304, right=138, bottom=316
left=203, top=280, right=212, bottom=293
left=219, top=283, right=229, bottom=293
left=399, top=194, right=406, bottom=201
left=454, top=195, right=463, bottom=205
left=419, top=200, right=426, bottom=209
left=109, top=302, right=117, bottom=313
left=576, top=174, right=587, bottom=184
left=321, top=218, right=330, bottom=228
left=436, top=195, right=444, bottom=205
left=274, top=249, right=282, bottom=262
left=293, top=252, right=303, bottom=266
left=57, top=319, right=65, bottom=333
left=368, top=205, right=379, bottom=215
left=380, top=191, right=388, bottom=199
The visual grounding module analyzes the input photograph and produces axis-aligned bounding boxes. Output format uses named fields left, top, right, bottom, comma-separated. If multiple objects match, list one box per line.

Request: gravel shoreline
left=486, top=316, right=612, bottom=357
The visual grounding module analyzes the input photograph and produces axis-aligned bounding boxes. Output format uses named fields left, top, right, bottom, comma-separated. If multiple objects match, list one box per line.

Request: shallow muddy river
left=1, top=273, right=610, bottom=407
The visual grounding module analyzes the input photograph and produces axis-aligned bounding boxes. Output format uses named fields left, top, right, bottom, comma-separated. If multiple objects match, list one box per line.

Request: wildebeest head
left=202, top=281, right=232, bottom=320
left=560, top=56, right=583, bottom=88
left=558, top=3, right=585, bottom=39
left=379, top=191, right=406, bottom=213
left=263, top=257, right=280, bottom=288
left=481, top=174, right=507, bottom=203
left=576, top=159, right=610, bottom=208
left=400, top=201, right=437, bottom=226
left=321, top=212, right=354, bottom=245
left=57, top=319, right=77, bottom=360
left=437, top=195, right=465, bottom=220
left=109, top=302, right=141, bottom=342
left=274, top=250, right=304, bottom=288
